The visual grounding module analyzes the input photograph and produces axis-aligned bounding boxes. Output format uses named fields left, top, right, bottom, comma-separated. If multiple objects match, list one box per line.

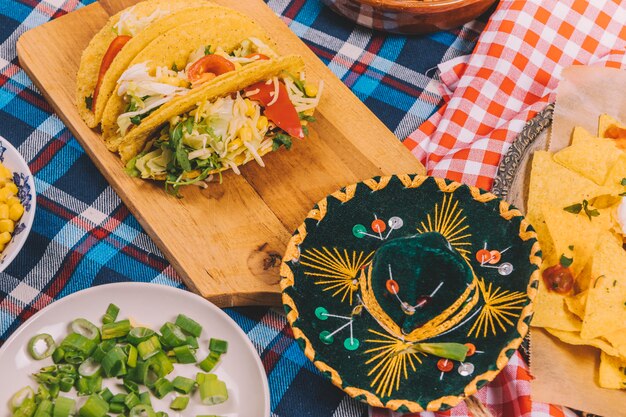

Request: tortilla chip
left=527, top=152, right=611, bottom=220
left=531, top=277, right=582, bottom=332
left=545, top=328, right=618, bottom=356
left=571, top=126, right=596, bottom=144
left=76, top=0, right=212, bottom=128
left=599, top=114, right=626, bottom=137
left=598, top=114, right=626, bottom=151
left=581, top=232, right=626, bottom=340
left=565, top=291, right=587, bottom=319
left=116, top=55, right=305, bottom=162
left=602, top=153, right=626, bottom=195
left=599, top=352, right=626, bottom=389
left=553, top=136, right=620, bottom=185
left=542, top=203, right=611, bottom=278
left=603, top=329, right=626, bottom=359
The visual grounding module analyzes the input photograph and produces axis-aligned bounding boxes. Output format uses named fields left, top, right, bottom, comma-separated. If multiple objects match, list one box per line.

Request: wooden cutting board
left=16, top=0, right=425, bottom=306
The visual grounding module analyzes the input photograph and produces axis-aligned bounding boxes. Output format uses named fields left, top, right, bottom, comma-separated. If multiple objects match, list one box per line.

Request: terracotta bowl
left=321, top=0, right=497, bottom=35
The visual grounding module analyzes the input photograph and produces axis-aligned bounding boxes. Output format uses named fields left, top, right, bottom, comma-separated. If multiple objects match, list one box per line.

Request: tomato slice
left=187, top=55, right=236, bottom=83
left=542, top=264, right=574, bottom=294
left=244, top=80, right=303, bottom=139
left=93, top=35, right=132, bottom=110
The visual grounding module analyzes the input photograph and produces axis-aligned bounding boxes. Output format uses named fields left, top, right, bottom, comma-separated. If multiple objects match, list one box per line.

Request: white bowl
left=0, top=136, right=36, bottom=272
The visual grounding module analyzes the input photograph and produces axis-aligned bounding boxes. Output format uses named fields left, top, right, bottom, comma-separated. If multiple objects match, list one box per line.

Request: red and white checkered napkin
left=370, top=352, right=579, bottom=417
left=404, top=0, right=626, bottom=191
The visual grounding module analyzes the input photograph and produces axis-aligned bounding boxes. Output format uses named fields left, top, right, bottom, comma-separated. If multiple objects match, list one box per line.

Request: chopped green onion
left=129, top=405, right=156, bottom=417
left=36, top=384, right=51, bottom=402
left=13, top=397, right=37, bottom=417
left=125, top=344, right=138, bottom=368
left=10, top=386, right=34, bottom=411
left=32, top=372, right=59, bottom=385
left=209, top=338, right=228, bottom=354
left=159, top=323, right=187, bottom=348
left=57, top=364, right=76, bottom=376
left=124, top=392, right=140, bottom=410
left=40, top=365, right=57, bottom=373
left=198, top=351, right=221, bottom=372
left=78, top=358, right=102, bottom=377
left=102, top=303, right=120, bottom=325
left=59, top=376, right=74, bottom=392
left=155, top=413, right=168, bottom=417
left=124, top=379, right=139, bottom=393
left=137, top=336, right=161, bottom=360
left=101, top=346, right=127, bottom=377
left=146, top=351, right=173, bottom=378
left=185, top=335, right=199, bottom=349
left=51, top=347, right=65, bottom=364
left=28, top=334, right=56, bottom=360
left=63, top=351, right=86, bottom=365
left=175, top=314, right=202, bottom=337
left=151, top=378, right=173, bottom=399
left=172, top=376, right=196, bottom=394
left=53, top=396, right=75, bottom=417
left=79, top=394, right=109, bottom=417
left=101, top=320, right=131, bottom=340
left=47, top=383, right=60, bottom=398
left=196, top=372, right=216, bottom=385
left=127, top=328, right=155, bottom=346
left=108, top=402, right=125, bottom=414
left=110, top=394, right=126, bottom=403
left=33, top=399, right=53, bottom=417
left=169, top=396, right=189, bottom=411
left=172, top=345, right=196, bottom=364
left=60, top=333, right=97, bottom=356
left=99, top=388, right=113, bottom=402
left=199, top=378, right=228, bottom=405
left=71, top=318, right=100, bottom=342
left=76, top=376, right=101, bottom=396
left=92, top=340, right=115, bottom=362
left=139, top=391, right=152, bottom=406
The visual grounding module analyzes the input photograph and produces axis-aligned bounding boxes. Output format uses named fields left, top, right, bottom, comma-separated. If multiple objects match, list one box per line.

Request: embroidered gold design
left=468, top=278, right=527, bottom=338
left=301, top=248, right=374, bottom=305
left=415, top=194, right=472, bottom=261
left=364, top=329, right=425, bottom=398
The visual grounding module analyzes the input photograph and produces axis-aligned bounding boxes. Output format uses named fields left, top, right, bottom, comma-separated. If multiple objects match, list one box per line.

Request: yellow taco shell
left=117, top=55, right=305, bottom=163
left=76, top=0, right=213, bottom=128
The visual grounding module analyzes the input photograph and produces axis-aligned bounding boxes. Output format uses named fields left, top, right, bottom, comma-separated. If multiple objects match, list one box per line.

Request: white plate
left=0, top=283, right=270, bottom=417
left=0, top=135, right=36, bottom=272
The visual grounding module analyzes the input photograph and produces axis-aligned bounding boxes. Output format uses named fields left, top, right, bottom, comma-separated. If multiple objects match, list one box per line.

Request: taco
left=122, top=55, right=322, bottom=194
left=99, top=18, right=277, bottom=152
left=76, top=0, right=218, bottom=128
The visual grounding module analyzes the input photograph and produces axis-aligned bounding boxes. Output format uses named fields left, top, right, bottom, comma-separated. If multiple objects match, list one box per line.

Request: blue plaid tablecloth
left=0, top=0, right=487, bottom=415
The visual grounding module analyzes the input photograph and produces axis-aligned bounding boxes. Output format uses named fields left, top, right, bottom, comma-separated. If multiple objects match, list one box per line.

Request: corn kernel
left=304, top=82, right=318, bottom=97
left=256, top=116, right=268, bottom=131
left=7, top=197, right=20, bottom=206
left=0, top=244, right=6, bottom=253
left=0, top=188, right=12, bottom=202
left=4, top=182, right=18, bottom=195
left=9, top=204, right=24, bottom=222
left=0, top=219, right=14, bottom=233
left=243, top=99, right=255, bottom=117
left=0, top=232, right=11, bottom=245
left=0, top=166, right=11, bottom=180
left=0, top=204, right=8, bottom=220
left=238, top=126, right=252, bottom=143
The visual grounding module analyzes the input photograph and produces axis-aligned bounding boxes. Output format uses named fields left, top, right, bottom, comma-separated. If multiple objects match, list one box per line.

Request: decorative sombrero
left=280, top=175, right=540, bottom=412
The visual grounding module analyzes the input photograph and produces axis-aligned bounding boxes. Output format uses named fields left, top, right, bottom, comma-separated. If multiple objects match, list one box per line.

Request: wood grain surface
left=16, top=0, right=425, bottom=306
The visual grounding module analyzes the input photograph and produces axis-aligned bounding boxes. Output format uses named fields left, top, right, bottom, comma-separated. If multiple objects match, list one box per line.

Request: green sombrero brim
left=280, top=175, right=540, bottom=412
